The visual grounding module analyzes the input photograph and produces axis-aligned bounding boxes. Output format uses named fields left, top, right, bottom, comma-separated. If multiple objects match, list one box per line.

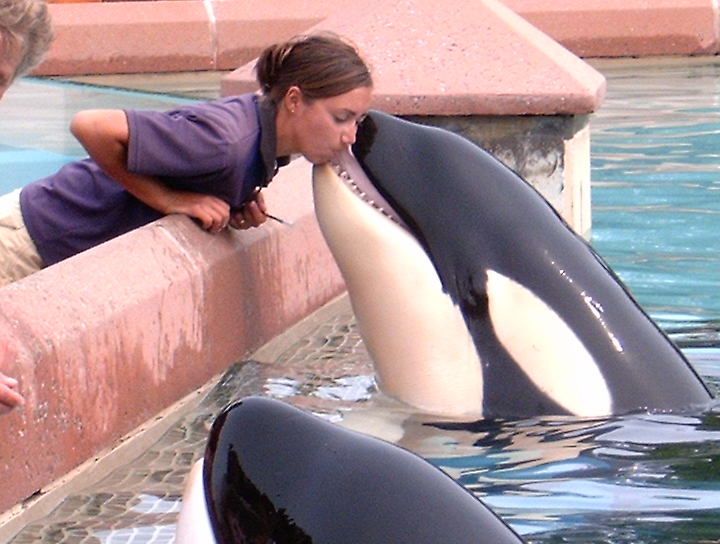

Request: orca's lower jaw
left=328, top=150, right=406, bottom=229
left=313, top=155, right=486, bottom=418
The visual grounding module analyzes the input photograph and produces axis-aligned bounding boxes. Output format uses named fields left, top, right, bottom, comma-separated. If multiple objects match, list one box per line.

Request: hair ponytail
left=255, top=33, right=372, bottom=105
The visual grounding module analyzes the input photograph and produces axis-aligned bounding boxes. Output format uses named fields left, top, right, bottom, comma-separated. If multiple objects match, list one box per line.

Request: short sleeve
left=126, top=101, right=253, bottom=178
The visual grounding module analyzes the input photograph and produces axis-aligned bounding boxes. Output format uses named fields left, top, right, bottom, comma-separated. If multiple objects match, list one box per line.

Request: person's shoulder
left=192, top=94, right=260, bottom=122
left=204, top=93, right=258, bottom=111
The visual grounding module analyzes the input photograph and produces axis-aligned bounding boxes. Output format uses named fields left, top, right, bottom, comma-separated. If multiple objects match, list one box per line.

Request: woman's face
left=282, top=86, right=372, bottom=165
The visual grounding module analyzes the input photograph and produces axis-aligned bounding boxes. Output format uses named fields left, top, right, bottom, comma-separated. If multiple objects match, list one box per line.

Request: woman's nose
left=341, top=125, right=357, bottom=146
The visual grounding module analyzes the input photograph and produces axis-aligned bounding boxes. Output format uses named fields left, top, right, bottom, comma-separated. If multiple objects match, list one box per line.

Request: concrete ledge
left=36, top=1, right=215, bottom=74
left=223, top=0, right=606, bottom=116
left=33, top=0, right=719, bottom=77
left=211, top=0, right=352, bottom=71
left=34, top=0, right=353, bottom=75
left=504, top=0, right=720, bottom=57
left=0, top=158, right=345, bottom=513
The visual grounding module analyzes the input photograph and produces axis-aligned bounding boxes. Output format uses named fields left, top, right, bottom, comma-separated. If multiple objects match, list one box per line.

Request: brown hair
left=0, top=0, right=53, bottom=80
left=255, top=32, right=372, bottom=105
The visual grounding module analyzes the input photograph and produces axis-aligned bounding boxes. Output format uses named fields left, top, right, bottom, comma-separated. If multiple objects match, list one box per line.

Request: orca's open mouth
left=329, top=149, right=407, bottom=230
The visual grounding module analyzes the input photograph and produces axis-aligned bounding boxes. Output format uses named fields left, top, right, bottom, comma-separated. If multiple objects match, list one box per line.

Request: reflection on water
left=412, top=395, right=720, bottom=541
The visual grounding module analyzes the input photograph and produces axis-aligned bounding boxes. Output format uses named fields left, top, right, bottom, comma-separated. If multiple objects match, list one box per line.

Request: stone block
left=35, top=1, right=215, bottom=75
left=504, top=0, right=720, bottom=57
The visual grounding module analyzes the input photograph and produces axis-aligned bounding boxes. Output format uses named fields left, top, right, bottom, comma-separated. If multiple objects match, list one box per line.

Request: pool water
left=590, top=58, right=720, bottom=332
left=0, top=78, right=195, bottom=193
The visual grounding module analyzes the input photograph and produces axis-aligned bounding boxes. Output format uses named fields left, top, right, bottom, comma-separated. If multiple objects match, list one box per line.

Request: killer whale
left=175, top=396, right=526, bottom=544
left=312, top=110, right=712, bottom=418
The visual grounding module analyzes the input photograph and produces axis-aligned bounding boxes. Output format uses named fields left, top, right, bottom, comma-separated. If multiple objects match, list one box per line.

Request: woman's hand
left=0, top=340, right=23, bottom=415
left=229, top=190, right=268, bottom=230
left=164, top=191, right=231, bottom=233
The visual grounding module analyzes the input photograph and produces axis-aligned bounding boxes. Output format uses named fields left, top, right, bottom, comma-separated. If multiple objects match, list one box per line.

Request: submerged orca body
left=175, top=396, right=525, bottom=544
left=312, top=111, right=712, bottom=418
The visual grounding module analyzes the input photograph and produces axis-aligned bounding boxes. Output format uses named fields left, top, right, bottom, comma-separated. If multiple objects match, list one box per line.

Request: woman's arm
left=70, top=109, right=232, bottom=233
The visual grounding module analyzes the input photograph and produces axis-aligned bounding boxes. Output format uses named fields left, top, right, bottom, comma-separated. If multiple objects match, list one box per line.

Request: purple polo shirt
left=20, top=93, right=284, bottom=266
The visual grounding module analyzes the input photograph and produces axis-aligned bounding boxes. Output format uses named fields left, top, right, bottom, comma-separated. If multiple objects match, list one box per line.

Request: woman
left=0, top=32, right=373, bottom=286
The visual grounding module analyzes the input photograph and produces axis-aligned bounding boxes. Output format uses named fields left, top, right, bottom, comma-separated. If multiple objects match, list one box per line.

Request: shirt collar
left=256, top=95, right=290, bottom=187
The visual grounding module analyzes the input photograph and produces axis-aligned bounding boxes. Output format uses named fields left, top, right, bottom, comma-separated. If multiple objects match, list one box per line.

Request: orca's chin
left=175, top=460, right=216, bottom=544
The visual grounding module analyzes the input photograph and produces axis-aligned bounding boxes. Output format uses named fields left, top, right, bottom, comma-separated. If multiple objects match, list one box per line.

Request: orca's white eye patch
left=486, top=270, right=612, bottom=416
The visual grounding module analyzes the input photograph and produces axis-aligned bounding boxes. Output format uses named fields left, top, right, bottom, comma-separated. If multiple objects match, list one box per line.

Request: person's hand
left=164, top=191, right=231, bottom=233
left=229, top=190, right=268, bottom=230
left=0, top=340, right=24, bottom=415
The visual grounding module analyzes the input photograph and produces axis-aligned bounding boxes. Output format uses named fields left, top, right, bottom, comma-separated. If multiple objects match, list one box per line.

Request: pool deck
left=34, top=0, right=720, bottom=78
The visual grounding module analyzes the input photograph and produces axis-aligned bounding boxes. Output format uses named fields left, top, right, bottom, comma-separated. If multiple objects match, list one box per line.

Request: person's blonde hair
left=0, top=0, right=53, bottom=80
left=255, top=32, right=372, bottom=105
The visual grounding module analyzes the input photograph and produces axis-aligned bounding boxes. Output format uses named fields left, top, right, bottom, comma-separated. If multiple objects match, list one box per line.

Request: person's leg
left=0, top=190, right=45, bottom=287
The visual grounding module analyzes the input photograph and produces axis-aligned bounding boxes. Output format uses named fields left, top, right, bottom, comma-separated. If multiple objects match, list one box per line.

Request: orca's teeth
left=330, top=162, right=388, bottom=216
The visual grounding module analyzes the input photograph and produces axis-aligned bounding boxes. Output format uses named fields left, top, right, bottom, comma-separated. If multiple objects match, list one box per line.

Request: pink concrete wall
left=0, top=159, right=344, bottom=513
left=504, top=0, right=720, bottom=57
left=34, top=0, right=354, bottom=75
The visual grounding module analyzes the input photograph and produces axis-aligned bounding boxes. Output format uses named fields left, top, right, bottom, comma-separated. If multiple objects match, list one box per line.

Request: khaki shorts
left=0, top=190, right=45, bottom=287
